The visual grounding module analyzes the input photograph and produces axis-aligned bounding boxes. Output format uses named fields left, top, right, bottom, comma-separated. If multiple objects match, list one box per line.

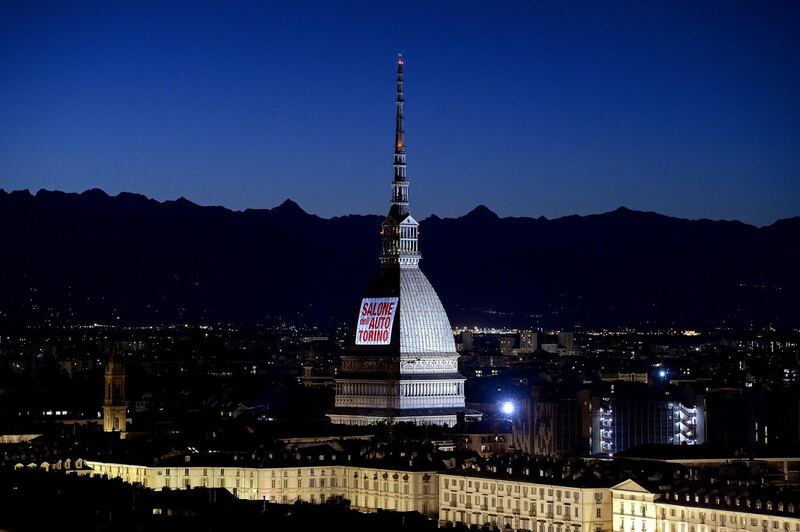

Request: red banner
left=355, top=297, right=398, bottom=345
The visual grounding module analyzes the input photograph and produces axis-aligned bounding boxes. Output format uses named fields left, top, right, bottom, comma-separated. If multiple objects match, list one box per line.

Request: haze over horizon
left=1, top=1, right=798, bottom=226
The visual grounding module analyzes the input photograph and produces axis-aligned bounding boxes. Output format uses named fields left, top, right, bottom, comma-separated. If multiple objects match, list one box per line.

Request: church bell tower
left=103, top=344, right=127, bottom=436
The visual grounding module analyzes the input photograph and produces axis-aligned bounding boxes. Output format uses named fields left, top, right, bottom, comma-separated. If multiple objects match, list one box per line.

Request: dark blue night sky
left=1, top=1, right=798, bottom=225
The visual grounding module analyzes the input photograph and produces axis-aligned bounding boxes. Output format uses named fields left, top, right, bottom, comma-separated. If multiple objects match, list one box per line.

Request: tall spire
left=394, top=52, right=405, bottom=159
left=391, top=52, right=408, bottom=217
left=381, top=53, right=420, bottom=268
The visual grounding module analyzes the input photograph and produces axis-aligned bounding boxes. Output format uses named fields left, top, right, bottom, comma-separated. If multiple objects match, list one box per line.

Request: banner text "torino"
left=355, top=297, right=399, bottom=345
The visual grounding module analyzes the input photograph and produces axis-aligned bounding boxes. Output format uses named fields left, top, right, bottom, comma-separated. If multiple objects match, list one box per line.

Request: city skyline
left=2, top=3, right=800, bottom=531
left=2, top=1, right=799, bottom=226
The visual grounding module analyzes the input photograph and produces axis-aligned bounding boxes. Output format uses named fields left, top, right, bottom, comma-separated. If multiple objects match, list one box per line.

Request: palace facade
left=18, top=455, right=800, bottom=531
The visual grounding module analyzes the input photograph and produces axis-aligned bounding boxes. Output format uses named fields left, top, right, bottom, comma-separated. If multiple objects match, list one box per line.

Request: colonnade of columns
left=336, top=381, right=465, bottom=397
left=400, top=381, right=464, bottom=397
left=337, top=382, right=387, bottom=396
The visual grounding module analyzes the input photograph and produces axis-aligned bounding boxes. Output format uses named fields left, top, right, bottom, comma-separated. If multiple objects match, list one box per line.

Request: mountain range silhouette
left=2, top=188, right=798, bottom=329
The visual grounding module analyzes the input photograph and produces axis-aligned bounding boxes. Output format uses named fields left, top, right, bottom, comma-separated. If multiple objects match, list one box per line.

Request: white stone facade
left=82, top=460, right=439, bottom=517
left=438, top=473, right=613, bottom=532
left=39, top=460, right=800, bottom=531
left=611, top=480, right=800, bottom=532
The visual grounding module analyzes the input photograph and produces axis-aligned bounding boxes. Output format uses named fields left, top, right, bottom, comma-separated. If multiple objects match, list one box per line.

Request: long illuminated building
left=328, top=55, right=476, bottom=426
left=26, top=456, right=800, bottom=531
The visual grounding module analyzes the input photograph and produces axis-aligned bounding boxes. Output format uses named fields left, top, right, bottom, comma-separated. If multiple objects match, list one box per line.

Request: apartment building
left=438, top=470, right=614, bottom=531
left=32, top=451, right=800, bottom=532
left=611, top=479, right=800, bottom=532
left=82, top=452, right=438, bottom=516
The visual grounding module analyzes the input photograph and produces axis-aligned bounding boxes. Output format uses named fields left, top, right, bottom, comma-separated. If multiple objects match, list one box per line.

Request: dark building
left=512, top=386, right=582, bottom=456
left=587, top=383, right=705, bottom=455
left=513, top=382, right=706, bottom=456
left=705, top=387, right=800, bottom=447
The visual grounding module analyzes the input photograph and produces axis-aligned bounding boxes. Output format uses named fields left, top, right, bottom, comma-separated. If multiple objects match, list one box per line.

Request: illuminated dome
left=350, top=265, right=457, bottom=357
left=398, top=268, right=457, bottom=354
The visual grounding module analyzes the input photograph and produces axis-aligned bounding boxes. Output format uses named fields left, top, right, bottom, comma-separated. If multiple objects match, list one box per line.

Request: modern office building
left=513, top=389, right=583, bottom=457
left=590, top=389, right=705, bottom=455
